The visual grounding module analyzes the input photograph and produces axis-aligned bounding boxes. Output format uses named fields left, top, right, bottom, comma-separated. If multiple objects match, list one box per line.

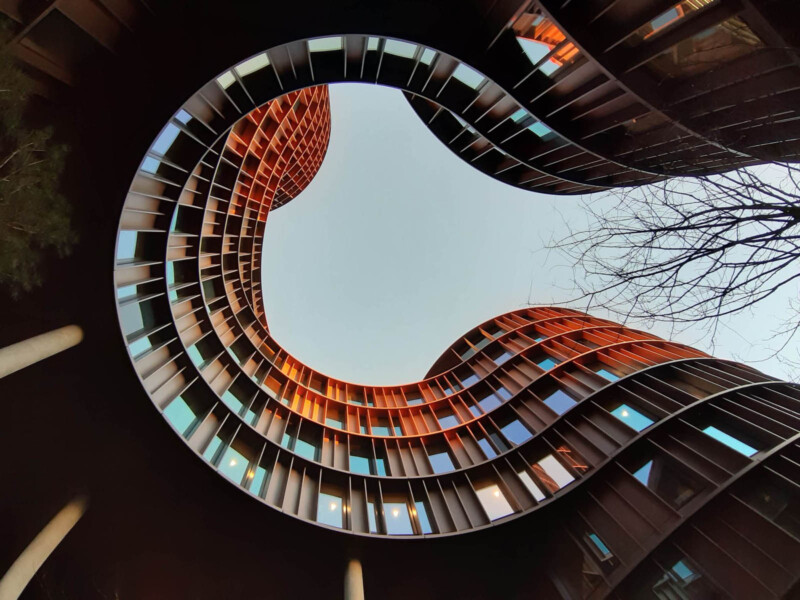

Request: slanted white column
left=344, top=558, right=365, bottom=600
left=0, top=495, right=89, bottom=600
left=0, top=325, right=83, bottom=379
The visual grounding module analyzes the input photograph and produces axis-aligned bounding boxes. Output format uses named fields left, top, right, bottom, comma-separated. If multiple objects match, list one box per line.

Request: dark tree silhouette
left=550, top=163, right=800, bottom=351
left=0, top=24, right=75, bottom=296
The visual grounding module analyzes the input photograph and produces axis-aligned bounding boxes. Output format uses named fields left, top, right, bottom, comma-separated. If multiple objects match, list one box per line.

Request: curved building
left=1, top=1, right=800, bottom=599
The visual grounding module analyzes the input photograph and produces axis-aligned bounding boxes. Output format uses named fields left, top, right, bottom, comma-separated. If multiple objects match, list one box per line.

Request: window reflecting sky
left=262, top=84, right=797, bottom=385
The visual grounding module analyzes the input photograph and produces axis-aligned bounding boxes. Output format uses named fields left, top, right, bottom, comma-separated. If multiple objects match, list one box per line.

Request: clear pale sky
left=262, top=84, right=799, bottom=385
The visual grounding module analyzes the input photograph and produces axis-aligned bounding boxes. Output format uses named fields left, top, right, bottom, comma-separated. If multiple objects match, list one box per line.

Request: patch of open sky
left=262, top=84, right=799, bottom=384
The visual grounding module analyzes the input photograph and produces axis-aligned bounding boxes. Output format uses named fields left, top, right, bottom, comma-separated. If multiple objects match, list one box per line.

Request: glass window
left=632, top=458, right=698, bottom=508
left=152, top=123, right=181, bottom=154
left=129, top=336, right=151, bottom=358
left=489, top=432, right=509, bottom=453
left=406, top=392, right=423, bottom=405
left=461, top=373, right=480, bottom=387
left=203, top=435, right=223, bottom=462
left=372, top=425, right=391, bottom=436
left=476, top=484, right=514, bottom=520
left=375, top=456, right=388, bottom=476
left=596, top=368, right=619, bottom=382
left=452, top=63, right=485, bottom=89
left=491, top=349, right=513, bottom=366
left=350, top=454, right=372, bottom=475
left=428, top=451, right=455, bottom=473
left=294, top=436, right=319, bottom=461
left=216, top=71, right=235, bottom=89
left=534, top=455, right=575, bottom=493
left=221, top=390, right=244, bottom=414
left=610, top=403, right=654, bottom=432
left=528, top=121, right=553, bottom=139
left=384, top=502, right=414, bottom=534
left=235, top=53, right=270, bottom=77
left=509, top=108, right=527, bottom=123
left=517, top=470, right=546, bottom=501
left=384, top=39, right=416, bottom=58
left=187, top=345, right=205, bottom=368
left=517, top=38, right=561, bottom=75
left=419, top=48, right=436, bottom=65
left=366, top=37, right=379, bottom=51
left=477, top=436, right=497, bottom=459
left=477, top=391, right=501, bottom=412
left=248, top=466, right=266, bottom=494
left=588, top=533, right=613, bottom=559
left=437, top=411, right=459, bottom=429
left=469, top=404, right=482, bottom=417
left=496, top=386, right=512, bottom=401
left=317, top=492, right=343, bottom=528
left=325, top=416, right=343, bottom=429
left=537, top=357, right=559, bottom=371
left=219, top=446, right=248, bottom=482
left=394, top=424, right=403, bottom=436
left=119, top=303, right=144, bottom=336
left=308, top=36, right=343, bottom=52
left=501, top=419, right=532, bottom=445
left=414, top=501, right=433, bottom=534
left=141, top=156, right=159, bottom=174
left=367, top=501, right=378, bottom=533
left=703, top=425, right=757, bottom=457
left=163, top=396, right=197, bottom=437
left=543, top=389, right=576, bottom=415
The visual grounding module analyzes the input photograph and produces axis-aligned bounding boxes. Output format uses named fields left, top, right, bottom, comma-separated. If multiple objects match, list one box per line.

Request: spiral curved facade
left=110, top=40, right=800, bottom=595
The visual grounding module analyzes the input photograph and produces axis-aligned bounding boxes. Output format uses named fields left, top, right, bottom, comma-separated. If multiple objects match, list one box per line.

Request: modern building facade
left=1, top=1, right=800, bottom=599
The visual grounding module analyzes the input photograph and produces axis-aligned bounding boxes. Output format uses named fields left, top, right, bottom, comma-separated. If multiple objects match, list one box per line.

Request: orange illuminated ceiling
left=512, top=12, right=580, bottom=66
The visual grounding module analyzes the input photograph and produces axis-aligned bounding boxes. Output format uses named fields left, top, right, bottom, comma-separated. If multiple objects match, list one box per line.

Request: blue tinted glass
left=375, top=457, right=387, bottom=476
left=477, top=437, right=497, bottom=458
left=469, top=404, right=482, bottom=417
left=406, top=395, right=423, bottom=405
left=633, top=460, right=653, bottom=486
left=325, top=416, right=343, bottom=428
left=596, top=368, right=619, bottom=382
left=537, top=357, right=558, bottom=371
left=438, top=414, right=459, bottom=429
left=671, top=560, right=694, bottom=582
left=221, top=390, right=244, bottom=413
left=478, top=393, right=501, bottom=412
left=187, top=345, right=204, bottom=367
left=360, top=424, right=367, bottom=434
left=294, top=438, right=318, bottom=461
left=116, top=230, right=137, bottom=260
left=528, top=121, right=553, bottom=138
left=703, top=426, right=757, bottom=456
left=611, top=404, right=653, bottom=432
left=249, top=466, right=266, bottom=494
left=203, top=436, right=222, bottom=461
left=517, top=38, right=561, bottom=75
left=350, top=454, right=372, bottom=475
left=496, top=386, right=512, bottom=401
left=588, top=533, right=611, bottom=557
left=280, top=432, right=294, bottom=449
left=493, top=350, right=513, bottom=365
left=317, top=492, right=343, bottom=528
left=461, top=373, right=480, bottom=387
left=394, top=425, right=403, bottom=435
left=129, top=336, right=151, bottom=357
left=367, top=502, right=378, bottom=533
left=372, top=426, right=391, bottom=436
left=385, top=503, right=413, bottom=535
left=219, top=446, right=248, bottom=482
left=501, top=420, right=532, bottom=445
left=510, top=108, right=527, bottom=123
left=429, top=452, right=455, bottom=473
left=415, top=501, right=433, bottom=534
left=163, top=396, right=196, bottom=436
left=651, top=7, right=680, bottom=29
left=543, top=389, right=576, bottom=415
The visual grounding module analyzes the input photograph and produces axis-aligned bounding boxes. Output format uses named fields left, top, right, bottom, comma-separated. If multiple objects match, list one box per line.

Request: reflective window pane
left=703, top=425, right=757, bottom=456
left=543, top=389, right=576, bottom=415
left=610, top=403, right=654, bottom=432
left=384, top=502, right=413, bottom=535
left=476, top=484, right=514, bottom=520
left=317, top=492, right=343, bottom=528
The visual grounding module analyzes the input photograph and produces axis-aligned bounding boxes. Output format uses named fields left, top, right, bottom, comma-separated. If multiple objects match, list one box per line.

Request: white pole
left=344, top=558, right=365, bottom=600
left=0, top=325, right=83, bottom=379
left=0, top=495, right=89, bottom=600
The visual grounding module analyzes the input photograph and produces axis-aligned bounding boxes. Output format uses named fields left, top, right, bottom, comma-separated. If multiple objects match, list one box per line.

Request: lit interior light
left=621, top=410, right=630, bottom=418
left=494, top=489, right=501, bottom=497
left=330, top=502, right=338, bottom=511
left=392, top=509, right=400, bottom=517
left=246, top=470, right=255, bottom=479
left=229, top=459, right=237, bottom=466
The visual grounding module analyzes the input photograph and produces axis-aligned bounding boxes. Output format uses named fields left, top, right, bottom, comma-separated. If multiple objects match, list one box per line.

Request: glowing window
left=216, top=71, right=235, bottom=89
left=610, top=403, right=653, bottom=432
left=384, top=502, right=413, bottom=534
left=517, top=470, right=546, bottom=501
left=317, top=492, right=343, bottom=528
left=420, top=48, right=436, bottom=65
left=476, top=484, right=514, bottom=520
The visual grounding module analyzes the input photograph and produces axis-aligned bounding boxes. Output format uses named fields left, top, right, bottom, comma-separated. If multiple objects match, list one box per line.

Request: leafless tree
left=549, top=162, right=800, bottom=356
